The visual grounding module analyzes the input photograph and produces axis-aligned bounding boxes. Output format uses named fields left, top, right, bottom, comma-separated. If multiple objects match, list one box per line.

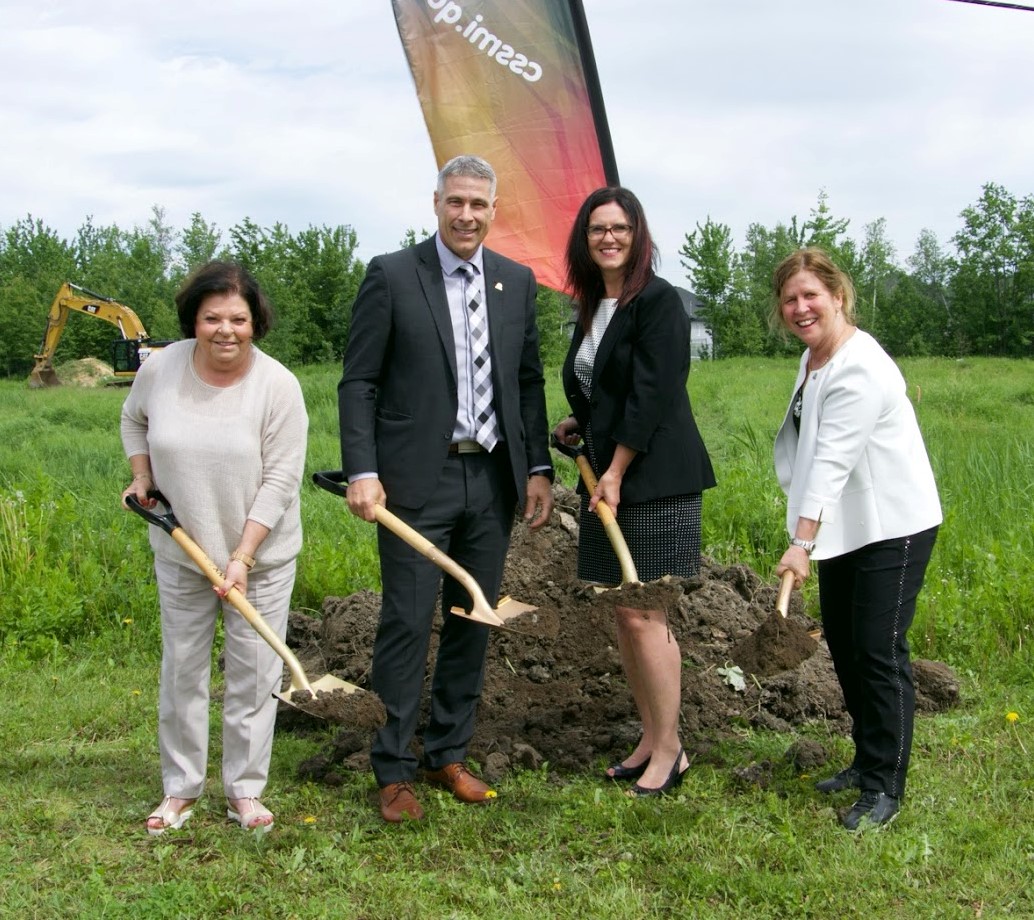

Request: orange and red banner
left=392, top=0, right=619, bottom=292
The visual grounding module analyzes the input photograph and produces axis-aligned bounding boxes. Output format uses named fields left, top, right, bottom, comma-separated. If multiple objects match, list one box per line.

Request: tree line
left=0, top=181, right=1030, bottom=379
left=681, top=183, right=1034, bottom=359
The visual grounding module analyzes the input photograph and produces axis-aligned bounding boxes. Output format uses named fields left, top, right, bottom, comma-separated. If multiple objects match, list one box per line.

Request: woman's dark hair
left=564, top=186, right=657, bottom=331
left=174, top=260, right=274, bottom=340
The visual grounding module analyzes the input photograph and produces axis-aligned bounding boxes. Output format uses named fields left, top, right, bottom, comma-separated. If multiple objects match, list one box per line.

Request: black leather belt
left=448, top=440, right=484, bottom=455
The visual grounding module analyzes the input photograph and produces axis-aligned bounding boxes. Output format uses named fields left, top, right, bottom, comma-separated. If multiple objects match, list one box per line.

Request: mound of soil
left=283, top=488, right=958, bottom=783
left=59, top=357, right=115, bottom=386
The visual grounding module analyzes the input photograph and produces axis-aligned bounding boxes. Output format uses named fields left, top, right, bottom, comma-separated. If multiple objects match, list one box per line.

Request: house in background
left=674, top=287, right=713, bottom=360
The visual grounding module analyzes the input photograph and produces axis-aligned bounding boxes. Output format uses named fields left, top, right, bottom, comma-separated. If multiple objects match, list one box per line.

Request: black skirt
left=577, top=491, right=702, bottom=585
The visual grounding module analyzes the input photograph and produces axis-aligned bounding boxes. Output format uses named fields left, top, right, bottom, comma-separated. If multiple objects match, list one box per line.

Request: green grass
left=1, top=358, right=1033, bottom=918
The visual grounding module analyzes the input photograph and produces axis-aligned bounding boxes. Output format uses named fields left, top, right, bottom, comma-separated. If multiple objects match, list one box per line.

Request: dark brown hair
left=564, top=187, right=657, bottom=331
left=174, top=260, right=274, bottom=340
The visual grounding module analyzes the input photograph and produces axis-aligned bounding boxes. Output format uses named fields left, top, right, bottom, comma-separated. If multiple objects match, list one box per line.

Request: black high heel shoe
left=626, top=749, right=688, bottom=798
left=605, top=756, right=651, bottom=781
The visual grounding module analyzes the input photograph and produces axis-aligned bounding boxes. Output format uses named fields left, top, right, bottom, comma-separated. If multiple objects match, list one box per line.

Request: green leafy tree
left=535, top=285, right=575, bottom=373
left=680, top=217, right=763, bottom=357
left=951, top=183, right=1034, bottom=356
left=903, top=228, right=956, bottom=355
left=0, top=217, right=77, bottom=375
left=736, top=221, right=801, bottom=356
left=175, top=213, right=222, bottom=281
left=856, top=218, right=897, bottom=337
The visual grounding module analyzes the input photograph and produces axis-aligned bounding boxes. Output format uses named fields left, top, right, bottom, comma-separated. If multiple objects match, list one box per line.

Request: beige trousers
left=153, top=556, right=295, bottom=800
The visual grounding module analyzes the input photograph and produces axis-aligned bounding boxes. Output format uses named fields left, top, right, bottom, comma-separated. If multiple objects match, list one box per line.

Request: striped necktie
left=460, top=262, right=498, bottom=451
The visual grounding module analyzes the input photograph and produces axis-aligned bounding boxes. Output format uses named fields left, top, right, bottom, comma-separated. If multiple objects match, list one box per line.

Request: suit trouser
left=153, top=555, right=295, bottom=800
left=370, top=448, right=516, bottom=785
left=817, top=525, right=938, bottom=798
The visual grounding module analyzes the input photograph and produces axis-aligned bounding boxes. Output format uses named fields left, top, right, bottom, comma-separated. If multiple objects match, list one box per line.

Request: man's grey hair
left=436, top=155, right=497, bottom=199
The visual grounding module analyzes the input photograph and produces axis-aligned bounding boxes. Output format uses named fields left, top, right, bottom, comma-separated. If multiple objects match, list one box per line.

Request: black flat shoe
left=627, top=749, right=687, bottom=798
left=815, top=766, right=861, bottom=794
left=840, top=790, right=900, bottom=830
left=605, top=756, right=651, bottom=781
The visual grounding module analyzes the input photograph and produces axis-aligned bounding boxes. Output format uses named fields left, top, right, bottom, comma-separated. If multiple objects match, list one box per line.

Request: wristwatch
left=790, top=537, right=816, bottom=556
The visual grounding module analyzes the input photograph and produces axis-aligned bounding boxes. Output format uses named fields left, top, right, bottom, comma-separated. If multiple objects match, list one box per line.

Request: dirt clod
left=284, top=487, right=959, bottom=783
left=287, top=687, right=386, bottom=729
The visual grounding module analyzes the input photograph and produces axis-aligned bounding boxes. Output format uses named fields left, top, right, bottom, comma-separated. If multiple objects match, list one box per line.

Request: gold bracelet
left=230, top=549, right=256, bottom=569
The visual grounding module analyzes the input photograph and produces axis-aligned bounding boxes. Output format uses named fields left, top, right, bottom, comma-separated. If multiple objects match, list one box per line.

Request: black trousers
left=817, top=525, right=938, bottom=798
left=370, top=448, right=516, bottom=785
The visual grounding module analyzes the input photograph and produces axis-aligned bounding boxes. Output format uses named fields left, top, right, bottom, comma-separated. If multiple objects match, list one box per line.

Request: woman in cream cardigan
left=772, top=248, right=941, bottom=831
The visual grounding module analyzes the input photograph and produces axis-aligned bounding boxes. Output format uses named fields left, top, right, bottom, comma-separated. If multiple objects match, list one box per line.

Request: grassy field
left=1, top=358, right=1033, bottom=919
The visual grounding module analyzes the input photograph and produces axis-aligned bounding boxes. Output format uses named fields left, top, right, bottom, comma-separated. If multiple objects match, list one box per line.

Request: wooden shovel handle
left=776, top=569, right=795, bottom=619
left=166, top=528, right=314, bottom=694
left=371, top=506, right=501, bottom=625
left=574, top=456, right=640, bottom=585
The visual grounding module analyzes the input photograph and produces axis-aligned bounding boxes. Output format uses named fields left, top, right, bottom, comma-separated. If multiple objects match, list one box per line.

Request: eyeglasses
left=586, top=223, right=633, bottom=240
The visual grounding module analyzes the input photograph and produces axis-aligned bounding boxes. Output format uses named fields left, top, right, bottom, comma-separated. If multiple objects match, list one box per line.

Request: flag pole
left=569, top=0, right=620, bottom=186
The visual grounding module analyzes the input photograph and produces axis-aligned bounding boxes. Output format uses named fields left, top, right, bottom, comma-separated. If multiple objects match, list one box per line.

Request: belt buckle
left=454, top=440, right=481, bottom=454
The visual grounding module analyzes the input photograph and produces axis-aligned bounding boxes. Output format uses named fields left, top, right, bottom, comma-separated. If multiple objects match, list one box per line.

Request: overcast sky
left=2, top=0, right=1032, bottom=281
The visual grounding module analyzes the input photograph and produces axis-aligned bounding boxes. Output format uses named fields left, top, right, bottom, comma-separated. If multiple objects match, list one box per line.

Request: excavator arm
left=28, top=282, right=166, bottom=388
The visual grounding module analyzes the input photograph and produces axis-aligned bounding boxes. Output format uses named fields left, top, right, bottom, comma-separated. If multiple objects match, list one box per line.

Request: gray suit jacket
left=338, top=235, right=552, bottom=509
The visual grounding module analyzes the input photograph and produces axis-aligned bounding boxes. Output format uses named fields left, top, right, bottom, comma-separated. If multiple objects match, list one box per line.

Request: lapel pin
left=494, top=281, right=504, bottom=291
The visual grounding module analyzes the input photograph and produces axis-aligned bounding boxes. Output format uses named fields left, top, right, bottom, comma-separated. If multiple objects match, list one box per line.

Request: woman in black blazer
left=554, top=187, right=715, bottom=796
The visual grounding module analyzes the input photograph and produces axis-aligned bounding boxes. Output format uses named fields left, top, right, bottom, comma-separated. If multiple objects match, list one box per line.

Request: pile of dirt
left=59, top=357, right=115, bottom=386
left=284, top=488, right=959, bottom=784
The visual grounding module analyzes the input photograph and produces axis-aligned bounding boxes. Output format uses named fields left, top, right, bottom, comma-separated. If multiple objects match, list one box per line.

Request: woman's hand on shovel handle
left=121, top=473, right=156, bottom=510
left=215, top=559, right=249, bottom=599
left=553, top=416, right=581, bottom=446
left=589, top=446, right=636, bottom=516
left=776, top=545, right=810, bottom=589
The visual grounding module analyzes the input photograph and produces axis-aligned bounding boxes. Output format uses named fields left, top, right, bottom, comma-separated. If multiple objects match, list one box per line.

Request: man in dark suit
left=338, top=155, right=554, bottom=823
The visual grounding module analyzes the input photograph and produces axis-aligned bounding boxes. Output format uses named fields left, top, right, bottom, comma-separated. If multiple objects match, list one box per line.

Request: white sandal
left=227, top=797, right=274, bottom=833
left=146, top=796, right=194, bottom=836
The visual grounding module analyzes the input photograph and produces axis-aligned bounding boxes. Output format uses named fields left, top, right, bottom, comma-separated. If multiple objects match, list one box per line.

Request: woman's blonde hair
left=769, top=247, right=856, bottom=332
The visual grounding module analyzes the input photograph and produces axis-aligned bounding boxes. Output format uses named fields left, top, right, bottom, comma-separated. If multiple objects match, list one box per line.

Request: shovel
left=311, top=470, right=537, bottom=631
left=550, top=435, right=640, bottom=586
left=729, top=568, right=817, bottom=677
left=125, top=492, right=363, bottom=715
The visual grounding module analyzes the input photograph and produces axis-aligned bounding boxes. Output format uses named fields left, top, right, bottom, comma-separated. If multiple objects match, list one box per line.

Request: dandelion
left=132, top=690, right=141, bottom=696
left=123, top=617, right=134, bottom=625
left=303, top=815, right=317, bottom=824
left=1006, top=711, right=1027, bottom=755
left=552, top=876, right=562, bottom=891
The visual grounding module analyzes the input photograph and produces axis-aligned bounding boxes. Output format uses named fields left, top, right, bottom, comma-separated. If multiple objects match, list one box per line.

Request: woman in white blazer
left=772, top=248, right=941, bottom=831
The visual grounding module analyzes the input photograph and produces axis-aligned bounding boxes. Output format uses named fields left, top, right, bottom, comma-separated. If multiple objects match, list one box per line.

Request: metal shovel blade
left=311, top=471, right=539, bottom=634
left=125, top=493, right=367, bottom=723
left=449, top=594, right=538, bottom=630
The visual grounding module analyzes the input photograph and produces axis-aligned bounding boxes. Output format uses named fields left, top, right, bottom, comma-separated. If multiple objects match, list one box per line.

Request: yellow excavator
left=27, top=282, right=172, bottom=388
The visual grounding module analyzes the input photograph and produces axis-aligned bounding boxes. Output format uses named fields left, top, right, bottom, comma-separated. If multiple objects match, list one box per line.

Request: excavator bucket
left=28, top=364, right=60, bottom=388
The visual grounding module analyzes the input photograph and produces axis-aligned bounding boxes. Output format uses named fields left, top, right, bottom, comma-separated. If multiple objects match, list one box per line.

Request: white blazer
left=774, top=330, right=942, bottom=560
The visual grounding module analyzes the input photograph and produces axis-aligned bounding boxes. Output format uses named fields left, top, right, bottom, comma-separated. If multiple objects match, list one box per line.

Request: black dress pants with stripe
left=817, top=525, right=939, bottom=799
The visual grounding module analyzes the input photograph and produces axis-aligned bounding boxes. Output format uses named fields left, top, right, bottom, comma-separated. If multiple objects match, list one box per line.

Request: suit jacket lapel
left=416, top=238, right=458, bottom=386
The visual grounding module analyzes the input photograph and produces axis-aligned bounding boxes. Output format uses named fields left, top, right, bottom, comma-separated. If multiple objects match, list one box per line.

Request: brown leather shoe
left=424, top=762, right=497, bottom=804
left=378, top=782, right=425, bottom=823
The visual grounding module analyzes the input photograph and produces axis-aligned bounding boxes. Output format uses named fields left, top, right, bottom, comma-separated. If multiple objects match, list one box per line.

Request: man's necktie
left=460, top=263, right=498, bottom=451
